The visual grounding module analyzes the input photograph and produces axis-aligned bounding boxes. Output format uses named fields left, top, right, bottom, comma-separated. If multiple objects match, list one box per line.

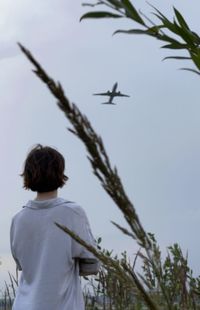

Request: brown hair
left=20, top=144, right=68, bottom=192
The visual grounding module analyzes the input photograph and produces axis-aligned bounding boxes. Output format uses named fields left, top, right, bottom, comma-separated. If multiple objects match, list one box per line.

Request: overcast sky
left=1, top=0, right=200, bottom=290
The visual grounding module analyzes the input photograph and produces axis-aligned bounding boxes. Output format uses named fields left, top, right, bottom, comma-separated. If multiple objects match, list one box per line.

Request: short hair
left=20, top=144, right=68, bottom=193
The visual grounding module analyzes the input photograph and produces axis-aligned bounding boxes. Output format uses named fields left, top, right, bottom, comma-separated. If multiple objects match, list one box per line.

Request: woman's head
left=20, top=144, right=68, bottom=193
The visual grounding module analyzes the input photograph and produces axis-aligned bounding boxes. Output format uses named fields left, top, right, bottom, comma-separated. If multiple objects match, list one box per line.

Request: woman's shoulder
left=61, top=199, right=87, bottom=218
left=11, top=207, right=27, bottom=226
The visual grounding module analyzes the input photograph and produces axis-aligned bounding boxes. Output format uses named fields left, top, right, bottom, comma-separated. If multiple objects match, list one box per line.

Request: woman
left=10, top=144, right=99, bottom=310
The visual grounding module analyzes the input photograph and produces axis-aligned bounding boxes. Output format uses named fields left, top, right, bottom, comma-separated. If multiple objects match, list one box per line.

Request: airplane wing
left=93, top=92, right=111, bottom=96
left=101, top=102, right=116, bottom=105
left=113, top=93, right=130, bottom=97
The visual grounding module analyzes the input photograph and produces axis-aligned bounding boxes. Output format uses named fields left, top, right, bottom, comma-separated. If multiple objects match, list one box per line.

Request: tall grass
left=0, top=272, right=18, bottom=310
left=4, top=242, right=200, bottom=309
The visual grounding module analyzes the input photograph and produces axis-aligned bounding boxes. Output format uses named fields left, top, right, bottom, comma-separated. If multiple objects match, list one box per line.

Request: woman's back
left=10, top=197, right=98, bottom=310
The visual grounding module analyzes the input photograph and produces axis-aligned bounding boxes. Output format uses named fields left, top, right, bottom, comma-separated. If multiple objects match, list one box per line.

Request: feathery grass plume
left=81, top=1, right=200, bottom=75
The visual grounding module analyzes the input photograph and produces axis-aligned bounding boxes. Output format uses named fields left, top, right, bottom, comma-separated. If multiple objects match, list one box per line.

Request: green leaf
left=82, top=3, right=97, bottom=7
left=154, top=6, right=196, bottom=47
left=174, top=7, right=189, bottom=30
left=154, top=14, right=180, bottom=36
left=191, top=53, right=200, bottom=70
left=191, top=31, right=200, bottom=45
left=163, top=56, right=191, bottom=61
left=114, top=28, right=149, bottom=35
left=107, top=0, right=123, bottom=8
left=161, top=43, right=187, bottom=50
left=174, top=21, right=195, bottom=46
left=113, top=26, right=164, bottom=37
left=156, top=33, right=184, bottom=46
left=147, top=25, right=165, bottom=34
left=80, top=11, right=123, bottom=21
left=97, top=237, right=102, bottom=244
left=180, top=67, right=200, bottom=76
left=121, top=0, right=145, bottom=25
left=152, top=6, right=180, bottom=36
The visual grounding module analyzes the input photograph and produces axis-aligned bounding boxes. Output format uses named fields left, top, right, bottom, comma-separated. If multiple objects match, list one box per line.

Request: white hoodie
left=10, top=197, right=99, bottom=310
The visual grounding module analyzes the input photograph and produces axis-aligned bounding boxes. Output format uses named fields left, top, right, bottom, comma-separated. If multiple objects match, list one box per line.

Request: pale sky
left=1, top=0, right=200, bottom=290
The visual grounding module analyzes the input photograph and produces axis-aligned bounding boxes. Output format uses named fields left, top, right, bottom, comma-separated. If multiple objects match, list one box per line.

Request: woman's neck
left=35, top=190, right=58, bottom=201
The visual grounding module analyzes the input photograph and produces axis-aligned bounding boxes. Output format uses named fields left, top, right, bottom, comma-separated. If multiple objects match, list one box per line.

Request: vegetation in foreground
left=2, top=239, right=200, bottom=309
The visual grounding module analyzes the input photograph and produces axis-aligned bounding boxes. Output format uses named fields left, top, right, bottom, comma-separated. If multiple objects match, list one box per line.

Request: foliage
left=83, top=239, right=140, bottom=309
left=0, top=272, right=18, bottom=310
left=139, top=239, right=200, bottom=309
left=3, top=242, right=200, bottom=309
left=82, top=239, right=200, bottom=309
left=81, top=0, right=200, bottom=75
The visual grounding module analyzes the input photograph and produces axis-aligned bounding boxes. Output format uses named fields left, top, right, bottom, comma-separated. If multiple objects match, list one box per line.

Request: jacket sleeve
left=79, top=258, right=100, bottom=276
left=71, top=207, right=100, bottom=276
left=10, top=218, right=22, bottom=271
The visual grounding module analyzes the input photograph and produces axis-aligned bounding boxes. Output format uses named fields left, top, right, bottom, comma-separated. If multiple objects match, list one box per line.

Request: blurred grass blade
left=150, top=3, right=180, bottom=35
left=80, top=11, right=122, bottom=21
left=114, top=28, right=149, bottom=35
left=81, top=1, right=200, bottom=75
left=82, top=3, right=97, bottom=7
left=174, top=7, right=189, bottom=30
left=111, top=220, right=135, bottom=238
left=190, top=31, right=200, bottom=44
left=121, top=0, right=145, bottom=25
left=161, top=43, right=187, bottom=49
left=163, top=56, right=191, bottom=61
left=174, top=21, right=195, bottom=46
left=107, top=0, right=123, bottom=8
left=180, top=67, right=200, bottom=75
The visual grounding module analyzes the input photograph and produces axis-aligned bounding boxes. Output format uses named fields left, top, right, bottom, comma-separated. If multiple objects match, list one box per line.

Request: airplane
left=93, top=82, right=130, bottom=105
